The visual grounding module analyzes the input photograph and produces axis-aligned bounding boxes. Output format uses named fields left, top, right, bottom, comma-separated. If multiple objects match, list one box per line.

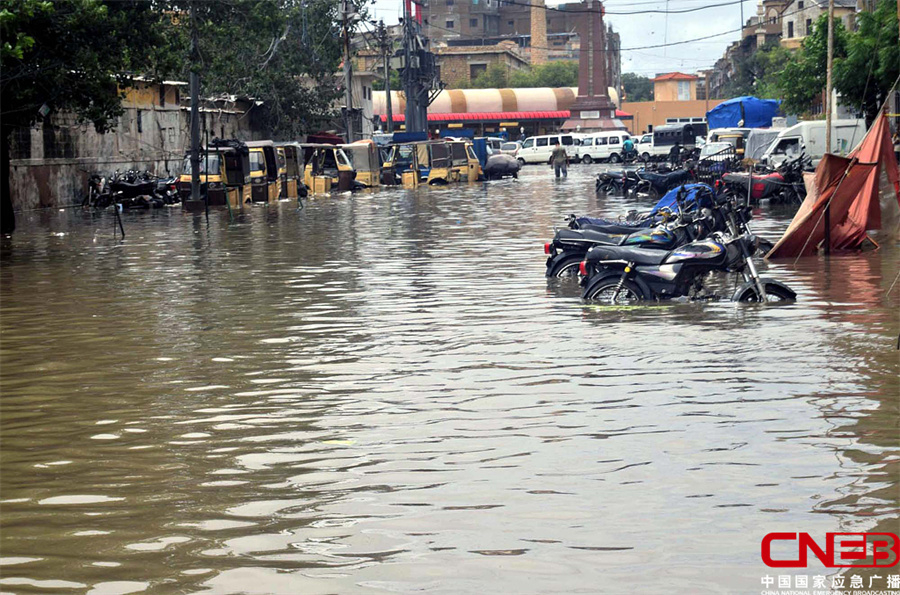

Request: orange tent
left=766, top=115, right=900, bottom=259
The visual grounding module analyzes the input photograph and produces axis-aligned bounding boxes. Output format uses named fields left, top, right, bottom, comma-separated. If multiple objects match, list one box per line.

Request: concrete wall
left=781, top=0, right=855, bottom=47
left=653, top=79, right=698, bottom=102
left=437, top=46, right=529, bottom=88
left=9, top=96, right=261, bottom=211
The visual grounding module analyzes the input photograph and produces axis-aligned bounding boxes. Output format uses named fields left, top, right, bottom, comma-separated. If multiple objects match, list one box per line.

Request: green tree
left=723, top=41, right=792, bottom=98
left=509, top=61, right=578, bottom=88
left=776, top=14, right=849, bottom=116
left=834, top=0, right=899, bottom=126
left=1, top=0, right=167, bottom=234
left=468, top=63, right=510, bottom=89
left=621, top=72, right=652, bottom=102
left=186, top=0, right=343, bottom=140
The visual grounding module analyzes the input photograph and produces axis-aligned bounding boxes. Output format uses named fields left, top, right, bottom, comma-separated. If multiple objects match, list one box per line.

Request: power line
left=498, top=0, right=747, bottom=15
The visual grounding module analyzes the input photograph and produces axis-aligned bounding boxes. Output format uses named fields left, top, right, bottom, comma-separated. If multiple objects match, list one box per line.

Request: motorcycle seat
left=581, top=223, right=642, bottom=235
left=557, top=228, right=621, bottom=245
left=589, top=245, right=669, bottom=265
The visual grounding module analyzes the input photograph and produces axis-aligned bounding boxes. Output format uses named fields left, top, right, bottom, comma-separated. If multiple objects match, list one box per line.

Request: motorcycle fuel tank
left=665, top=239, right=726, bottom=264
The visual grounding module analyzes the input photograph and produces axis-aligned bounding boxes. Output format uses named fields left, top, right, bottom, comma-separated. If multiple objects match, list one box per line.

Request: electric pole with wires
left=377, top=20, right=394, bottom=133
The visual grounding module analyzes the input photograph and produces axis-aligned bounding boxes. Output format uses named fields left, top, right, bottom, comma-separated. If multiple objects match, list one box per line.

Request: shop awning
left=380, top=110, right=632, bottom=123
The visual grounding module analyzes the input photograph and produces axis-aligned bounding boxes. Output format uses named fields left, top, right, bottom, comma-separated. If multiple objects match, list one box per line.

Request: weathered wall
left=9, top=102, right=261, bottom=211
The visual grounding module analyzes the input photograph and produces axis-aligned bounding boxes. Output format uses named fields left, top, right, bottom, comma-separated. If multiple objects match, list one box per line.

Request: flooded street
left=1, top=166, right=898, bottom=594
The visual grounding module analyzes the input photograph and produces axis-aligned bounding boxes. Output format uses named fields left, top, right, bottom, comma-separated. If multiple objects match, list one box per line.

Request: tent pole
left=824, top=0, right=835, bottom=254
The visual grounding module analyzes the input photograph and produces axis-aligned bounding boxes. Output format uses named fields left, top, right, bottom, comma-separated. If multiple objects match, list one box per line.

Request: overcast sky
left=366, top=0, right=751, bottom=77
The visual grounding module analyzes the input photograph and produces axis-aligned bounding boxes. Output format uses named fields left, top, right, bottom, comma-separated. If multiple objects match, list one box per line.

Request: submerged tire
left=608, top=153, right=621, bottom=164
left=736, top=282, right=797, bottom=303
left=584, top=278, right=643, bottom=303
left=548, top=255, right=584, bottom=278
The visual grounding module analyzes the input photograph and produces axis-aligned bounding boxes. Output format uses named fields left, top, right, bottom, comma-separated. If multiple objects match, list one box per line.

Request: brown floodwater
left=1, top=166, right=898, bottom=594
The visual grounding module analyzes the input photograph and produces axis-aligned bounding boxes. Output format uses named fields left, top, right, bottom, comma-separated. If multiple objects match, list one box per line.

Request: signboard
left=580, top=111, right=600, bottom=119
left=499, top=122, right=518, bottom=127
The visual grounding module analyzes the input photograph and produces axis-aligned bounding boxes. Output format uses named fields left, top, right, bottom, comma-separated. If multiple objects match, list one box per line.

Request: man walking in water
left=551, top=139, right=568, bottom=179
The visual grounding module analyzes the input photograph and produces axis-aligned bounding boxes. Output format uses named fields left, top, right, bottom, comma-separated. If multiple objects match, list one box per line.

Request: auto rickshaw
left=245, top=140, right=281, bottom=202
left=302, top=144, right=355, bottom=193
left=447, top=140, right=482, bottom=182
left=340, top=140, right=381, bottom=188
left=178, top=140, right=252, bottom=209
left=276, top=142, right=303, bottom=199
left=383, top=141, right=454, bottom=187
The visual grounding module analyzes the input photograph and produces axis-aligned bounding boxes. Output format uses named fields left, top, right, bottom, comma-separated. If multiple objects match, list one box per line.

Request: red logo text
left=762, top=533, right=899, bottom=568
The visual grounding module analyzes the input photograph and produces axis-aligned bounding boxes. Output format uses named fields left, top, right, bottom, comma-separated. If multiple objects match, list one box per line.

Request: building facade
left=780, top=0, right=856, bottom=48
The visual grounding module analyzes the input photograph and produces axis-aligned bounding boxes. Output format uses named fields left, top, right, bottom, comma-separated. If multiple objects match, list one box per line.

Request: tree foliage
left=722, top=41, right=791, bottom=99
left=621, top=72, right=652, bottom=102
left=833, top=0, right=899, bottom=125
left=775, top=14, right=849, bottom=116
left=508, top=61, right=578, bottom=88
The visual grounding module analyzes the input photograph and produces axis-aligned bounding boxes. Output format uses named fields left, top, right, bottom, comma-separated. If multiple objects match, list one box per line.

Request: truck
left=760, top=119, right=866, bottom=167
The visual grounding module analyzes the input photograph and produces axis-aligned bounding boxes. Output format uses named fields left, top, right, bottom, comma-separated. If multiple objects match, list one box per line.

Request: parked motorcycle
left=720, top=153, right=810, bottom=204
left=579, top=190, right=796, bottom=303
left=545, top=184, right=721, bottom=277
left=630, top=167, right=696, bottom=199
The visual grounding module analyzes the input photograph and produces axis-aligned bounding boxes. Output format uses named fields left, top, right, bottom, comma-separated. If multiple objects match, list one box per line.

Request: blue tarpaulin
left=706, top=96, right=781, bottom=129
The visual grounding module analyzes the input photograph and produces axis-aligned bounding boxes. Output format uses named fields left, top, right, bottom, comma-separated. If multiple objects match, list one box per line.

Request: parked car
left=500, top=141, right=522, bottom=156
left=515, top=134, right=579, bottom=165
left=578, top=131, right=632, bottom=164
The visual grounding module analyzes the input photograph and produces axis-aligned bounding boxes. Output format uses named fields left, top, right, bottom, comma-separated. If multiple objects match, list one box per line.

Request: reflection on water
left=1, top=167, right=898, bottom=594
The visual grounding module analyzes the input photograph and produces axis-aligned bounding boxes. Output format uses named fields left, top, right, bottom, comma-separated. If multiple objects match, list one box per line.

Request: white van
left=636, top=133, right=671, bottom=161
left=761, top=119, right=866, bottom=166
left=516, top=134, right=579, bottom=165
left=578, top=131, right=632, bottom=164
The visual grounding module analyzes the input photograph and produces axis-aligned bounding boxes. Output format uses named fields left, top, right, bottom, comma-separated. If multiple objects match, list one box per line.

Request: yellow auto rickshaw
left=276, top=142, right=303, bottom=199
left=341, top=140, right=381, bottom=188
left=245, top=140, right=281, bottom=202
left=302, top=144, right=354, bottom=193
left=179, top=140, right=252, bottom=209
left=447, top=140, right=482, bottom=182
left=384, top=141, right=454, bottom=187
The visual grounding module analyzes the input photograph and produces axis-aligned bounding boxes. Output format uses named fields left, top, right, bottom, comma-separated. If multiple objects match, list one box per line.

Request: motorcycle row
left=543, top=182, right=798, bottom=304
left=83, top=170, right=180, bottom=210
left=595, top=153, right=810, bottom=205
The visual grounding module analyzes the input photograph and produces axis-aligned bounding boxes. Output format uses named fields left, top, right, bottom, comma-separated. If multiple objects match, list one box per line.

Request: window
left=137, top=110, right=143, bottom=133
left=787, top=21, right=794, bottom=37
left=772, top=137, right=800, bottom=156
left=561, top=136, right=574, bottom=146
left=522, top=138, right=534, bottom=148
left=536, top=137, right=549, bottom=147
left=608, top=136, right=620, bottom=145
left=641, top=134, right=651, bottom=143
left=595, top=136, right=608, bottom=145
left=446, top=19, right=455, bottom=28
left=470, top=18, right=478, bottom=27
left=159, top=85, right=166, bottom=107
left=447, top=0, right=453, bottom=4
left=677, top=80, right=690, bottom=101
left=469, top=63, right=486, bottom=79
left=805, top=18, right=812, bottom=34
left=507, top=20, right=514, bottom=25
left=797, top=0, right=803, bottom=7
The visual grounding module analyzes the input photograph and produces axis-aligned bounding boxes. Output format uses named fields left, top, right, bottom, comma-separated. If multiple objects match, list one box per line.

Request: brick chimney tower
left=561, top=0, right=624, bottom=131
left=530, top=0, right=548, bottom=65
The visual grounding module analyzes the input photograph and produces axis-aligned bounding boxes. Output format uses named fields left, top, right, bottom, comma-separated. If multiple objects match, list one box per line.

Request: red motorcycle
left=720, top=154, right=809, bottom=204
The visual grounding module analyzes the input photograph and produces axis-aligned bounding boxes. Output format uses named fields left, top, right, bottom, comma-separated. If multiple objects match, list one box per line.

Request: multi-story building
left=780, top=0, right=856, bottom=48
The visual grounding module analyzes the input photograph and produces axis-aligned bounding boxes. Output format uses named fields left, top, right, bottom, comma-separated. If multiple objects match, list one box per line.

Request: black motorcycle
left=595, top=169, right=641, bottom=194
left=721, top=153, right=810, bottom=205
left=579, top=193, right=796, bottom=303
left=545, top=185, right=724, bottom=278
left=629, top=167, right=695, bottom=199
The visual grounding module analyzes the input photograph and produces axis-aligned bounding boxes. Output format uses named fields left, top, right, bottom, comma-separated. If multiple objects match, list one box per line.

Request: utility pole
left=824, top=0, right=835, bottom=254
left=378, top=20, right=394, bottom=133
left=186, top=0, right=204, bottom=213
left=341, top=0, right=354, bottom=143
left=402, top=0, right=417, bottom=132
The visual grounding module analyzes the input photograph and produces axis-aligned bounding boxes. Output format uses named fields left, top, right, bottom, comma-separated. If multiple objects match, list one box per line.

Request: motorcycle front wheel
left=736, top=282, right=796, bottom=302
left=584, top=279, right=644, bottom=303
